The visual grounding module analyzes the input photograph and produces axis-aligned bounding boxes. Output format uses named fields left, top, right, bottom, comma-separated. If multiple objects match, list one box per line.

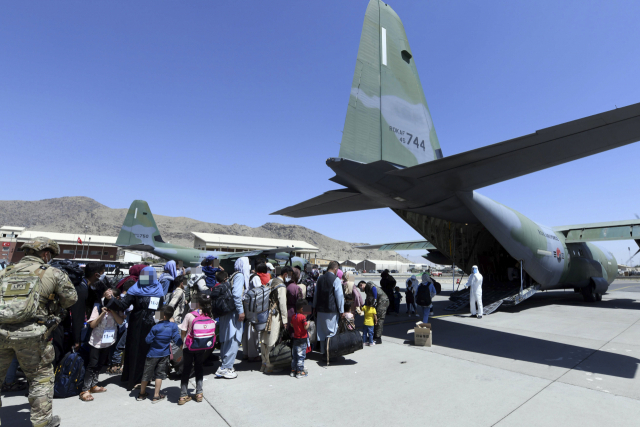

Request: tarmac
left=2, top=278, right=640, bottom=427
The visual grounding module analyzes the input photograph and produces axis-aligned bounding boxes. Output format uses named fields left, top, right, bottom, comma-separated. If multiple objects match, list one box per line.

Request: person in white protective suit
left=464, top=265, right=484, bottom=319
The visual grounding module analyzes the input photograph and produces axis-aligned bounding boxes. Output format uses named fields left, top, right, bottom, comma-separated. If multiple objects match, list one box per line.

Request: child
left=343, top=300, right=355, bottom=331
left=168, top=275, right=188, bottom=324
left=79, top=289, right=124, bottom=402
left=362, top=296, right=377, bottom=346
left=138, top=306, right=182, bottom=403
left=290, top=299, right=309, bottom=379
left=178, top=291, right=216, bottom=405
left=393, top=286, right=402, bottom=314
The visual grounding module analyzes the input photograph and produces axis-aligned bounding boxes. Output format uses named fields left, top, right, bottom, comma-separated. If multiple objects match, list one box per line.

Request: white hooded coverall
left=465, top=267, right=484, bottom=316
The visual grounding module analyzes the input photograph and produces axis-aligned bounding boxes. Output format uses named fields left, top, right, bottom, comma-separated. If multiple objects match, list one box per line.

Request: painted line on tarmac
left=612, top=284, right=640, bottom=292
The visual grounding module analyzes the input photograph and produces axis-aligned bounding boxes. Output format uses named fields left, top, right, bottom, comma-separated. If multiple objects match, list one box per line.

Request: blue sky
left=1, top=1, right=639, bottom=264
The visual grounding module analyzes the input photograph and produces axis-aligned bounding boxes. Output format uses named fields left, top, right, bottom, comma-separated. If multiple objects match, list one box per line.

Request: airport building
left=0, top=226, right=118, bottom=263
left=356, top=259, right=411, bottom=273
left=191, top=232, right=319, bottom=259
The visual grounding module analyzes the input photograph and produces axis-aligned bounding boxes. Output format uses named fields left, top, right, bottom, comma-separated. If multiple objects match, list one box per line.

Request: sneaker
left=290, top=370, right=296, bottom=377
left=477, top=315, right=482, bottom=319
left=370, top=342, right=376, bottom=346
left=215, top=367, right=225, bottom=378
left=220, top=368, right=238, bottom=379
left=296, top=371, right=308, bottom=379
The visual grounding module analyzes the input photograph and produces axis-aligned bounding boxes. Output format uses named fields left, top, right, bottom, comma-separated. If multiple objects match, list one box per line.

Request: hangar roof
left=191, top=232, right=318, bottom=253
left=0, top=228, right=117, bottom=246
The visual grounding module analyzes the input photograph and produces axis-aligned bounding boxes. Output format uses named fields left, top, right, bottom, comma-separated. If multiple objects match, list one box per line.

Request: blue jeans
left=4, top=356, right=19, bottom=384
left=291, top=339, right=307, bottom=372
left=422, top=306, right=431, bottom=324
left=362, top=325, right=374, bottom=344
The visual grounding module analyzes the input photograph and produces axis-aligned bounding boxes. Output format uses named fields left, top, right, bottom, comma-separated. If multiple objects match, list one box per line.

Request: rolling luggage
left=54, top=351, right=85, bottom=398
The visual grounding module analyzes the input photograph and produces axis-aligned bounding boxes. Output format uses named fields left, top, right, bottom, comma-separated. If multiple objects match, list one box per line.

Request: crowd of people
left=0, top=236, right=446, bottom=426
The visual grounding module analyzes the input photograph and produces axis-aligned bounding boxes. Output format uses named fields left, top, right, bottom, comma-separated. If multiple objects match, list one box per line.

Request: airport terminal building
left=191, top=232, right=318, bottom=259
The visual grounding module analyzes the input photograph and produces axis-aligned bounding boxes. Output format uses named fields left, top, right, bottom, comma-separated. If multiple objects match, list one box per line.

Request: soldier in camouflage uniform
left=0, top=237, right=77, bottom=427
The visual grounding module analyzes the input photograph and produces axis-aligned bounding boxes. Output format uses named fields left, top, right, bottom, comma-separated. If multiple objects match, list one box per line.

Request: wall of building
left=7, top=242, right=117, bottom=263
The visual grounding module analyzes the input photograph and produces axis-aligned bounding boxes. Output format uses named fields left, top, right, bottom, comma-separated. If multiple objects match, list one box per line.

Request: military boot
left=43, top=415, right=61, bottom=427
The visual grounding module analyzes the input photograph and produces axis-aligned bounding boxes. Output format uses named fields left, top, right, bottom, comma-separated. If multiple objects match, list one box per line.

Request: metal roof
left=191, top=232, right=318, bottom=252
left=0, top=229, right=117, bottom=246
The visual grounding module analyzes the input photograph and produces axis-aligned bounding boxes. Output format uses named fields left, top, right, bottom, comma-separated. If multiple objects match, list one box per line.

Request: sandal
left=151, top=393, right=166, bottom=404
left=79, top=391, right=94, bottom=402
left=178, top=396, right=192, bottom=405
left=136, top=392, right=148, bottom=401
left=194, top=393, right=203, bottom=403
left=90, top=386, right=107, bottom=393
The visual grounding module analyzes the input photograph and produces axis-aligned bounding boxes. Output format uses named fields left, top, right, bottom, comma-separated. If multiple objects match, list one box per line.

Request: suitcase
left=326, top=330, right=363, bottom=360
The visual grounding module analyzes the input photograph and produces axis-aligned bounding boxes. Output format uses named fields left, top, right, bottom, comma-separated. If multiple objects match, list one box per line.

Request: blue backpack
left=54, top=351, right=85, bottom=398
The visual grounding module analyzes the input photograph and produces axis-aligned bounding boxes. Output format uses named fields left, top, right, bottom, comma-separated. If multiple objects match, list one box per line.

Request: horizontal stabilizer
left=389, top=102, right=640, bottom=191
left=271, top=189, right=384, bottom=218
left=554, top=219, right=640, bottom=243
left=355, top=240, right=435, bottom=251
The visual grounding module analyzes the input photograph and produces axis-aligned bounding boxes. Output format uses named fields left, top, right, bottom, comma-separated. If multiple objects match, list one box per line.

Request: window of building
left=62, top=250, right=76, bottom=255
left=2, top=247, right=9, bottom=251
left=89, top=251, right=108, bottom=255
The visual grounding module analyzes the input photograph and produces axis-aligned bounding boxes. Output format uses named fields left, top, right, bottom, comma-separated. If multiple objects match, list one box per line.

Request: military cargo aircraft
left=117, top=200, right=308, bottom=270
left=274, top=0, right=640, bottom=311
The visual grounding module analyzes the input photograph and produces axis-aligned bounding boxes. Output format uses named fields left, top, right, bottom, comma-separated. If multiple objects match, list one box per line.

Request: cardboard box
left=414, top=322, right=432, bottom=347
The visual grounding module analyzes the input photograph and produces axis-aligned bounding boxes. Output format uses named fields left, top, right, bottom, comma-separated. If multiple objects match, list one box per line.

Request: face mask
left=472, top=267, right=478, bottom=274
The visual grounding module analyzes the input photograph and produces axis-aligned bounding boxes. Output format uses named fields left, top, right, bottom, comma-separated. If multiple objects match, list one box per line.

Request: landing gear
left=581, top=284, right=601, bottom=303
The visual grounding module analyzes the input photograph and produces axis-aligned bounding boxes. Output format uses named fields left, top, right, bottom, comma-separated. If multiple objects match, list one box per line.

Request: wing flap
left=388, top=102, right=640, bottom=192
left=271, top=189, right=384, bottom=218
left=554, top=219, right=640, bottom=243
left=355, top=240, right=436, bottom=251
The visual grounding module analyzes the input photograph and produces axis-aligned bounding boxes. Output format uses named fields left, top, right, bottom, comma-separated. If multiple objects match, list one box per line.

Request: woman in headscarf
left=405, top=275, right=420, bottom=316
left=343, top=271, right=363, bottom=314
left=160, top=260, right=177, bottom=297
left=215, top=257, right=247, bottom=379
left=116, top=263, right=146, bottom=290
left=104, top=266, right=165, bottom=390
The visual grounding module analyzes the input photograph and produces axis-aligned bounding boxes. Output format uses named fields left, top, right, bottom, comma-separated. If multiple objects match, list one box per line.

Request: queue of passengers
left=2, top=255, right=439, bottom=406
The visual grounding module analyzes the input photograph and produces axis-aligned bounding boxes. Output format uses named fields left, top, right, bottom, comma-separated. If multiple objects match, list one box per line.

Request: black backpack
left=210, top=274, right=237, bottom=317
left=50, top=260, right=84, bottom=286
left=416, top=284, right=432, bottom=307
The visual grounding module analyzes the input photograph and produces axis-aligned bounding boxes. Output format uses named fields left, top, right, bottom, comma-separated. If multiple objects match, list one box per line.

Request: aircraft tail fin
left=116, top=200, right=166, bottom=250
left=339, top=0, right=443, bottom=168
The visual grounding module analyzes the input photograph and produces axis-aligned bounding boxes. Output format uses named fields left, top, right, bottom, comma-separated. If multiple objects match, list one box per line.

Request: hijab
left=337, top=269, right=343, bottom=280
left=257, top=272, right=271, bottom=285
left=127, top=266, right=165, bottom=298
left=234, top=257, right=251, bottom=290
left=421, top=272, right=432, bottom=284
left=116, top=263, right=146, bottom=289
left=161, top=260, right=177, bottom=281
left=344, top=271, right=355, bottom=294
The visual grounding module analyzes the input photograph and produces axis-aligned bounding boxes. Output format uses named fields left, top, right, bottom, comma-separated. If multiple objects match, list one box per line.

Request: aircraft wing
left=553, top=219, right=640, bottom=243
left=272, top=189, right=384, bottom=218
left=217, top=250, right=265, bottom=260
left=217, top=247, right=313, bottom=260
left=355, top=240, right=436, bottom=251
left=388, top=102, right=640, bottom=191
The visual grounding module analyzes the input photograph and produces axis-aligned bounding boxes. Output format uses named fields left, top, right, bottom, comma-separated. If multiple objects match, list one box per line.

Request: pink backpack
left=184, top=310, right=216, bottom=351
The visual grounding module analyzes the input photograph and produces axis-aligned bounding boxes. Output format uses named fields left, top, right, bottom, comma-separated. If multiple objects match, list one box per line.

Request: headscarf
left=421, top=272, right=432, bottom=284
left=127, top=266, right=165, bottom=298
left=407, top=275, right=419, bottom=287
left=257, top=272, right=271, bottom=285
left=116, top=263, right=146, bottom=289
left=344, top=271, right=355, bottom=294
left=160, top=260, right=177, bottom=281
left=336, top=269, right=343, bottom=280
left=234, top=257, right=251, bottom=290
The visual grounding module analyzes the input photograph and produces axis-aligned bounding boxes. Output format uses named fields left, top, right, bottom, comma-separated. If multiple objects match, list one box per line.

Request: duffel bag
left=326, top=330, right=363, bottom=361
left=268, top=340, right=292, bottom=367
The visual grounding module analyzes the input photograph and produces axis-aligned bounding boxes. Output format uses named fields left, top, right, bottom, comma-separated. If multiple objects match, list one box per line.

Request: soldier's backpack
left=416, top=283, right=432, bottom=307
left=54, top=351, right=85, bottom=398
left=0, top=264, right=49, bottom=324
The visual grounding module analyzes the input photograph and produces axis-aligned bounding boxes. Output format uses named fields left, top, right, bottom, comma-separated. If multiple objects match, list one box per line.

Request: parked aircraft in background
left=274, top=0, right=640, bottom=311
left=117, top=200, right=308, bottom=270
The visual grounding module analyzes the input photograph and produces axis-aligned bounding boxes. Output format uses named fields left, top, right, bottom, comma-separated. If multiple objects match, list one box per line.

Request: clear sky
left=1, top=1, right=639, bottom=264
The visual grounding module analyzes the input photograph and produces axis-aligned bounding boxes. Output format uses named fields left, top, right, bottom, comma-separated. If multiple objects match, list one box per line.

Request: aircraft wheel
left=582, top=284, right=597, bottom=302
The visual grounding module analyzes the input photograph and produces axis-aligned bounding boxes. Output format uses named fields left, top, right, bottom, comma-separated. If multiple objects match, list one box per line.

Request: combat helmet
left=21, top=237, right=60, bottom=256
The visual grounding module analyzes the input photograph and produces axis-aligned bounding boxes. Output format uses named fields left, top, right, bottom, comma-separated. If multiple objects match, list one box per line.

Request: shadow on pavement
left=0, top=402, right=30, bottom=427
left=381, top=317, right=640, bottom=379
